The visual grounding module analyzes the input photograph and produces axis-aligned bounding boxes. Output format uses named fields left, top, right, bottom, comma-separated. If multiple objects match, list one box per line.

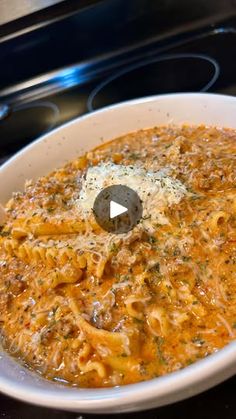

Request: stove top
left=1, top=22, right=236, bottom=162
left=0, top=4, right=236, bottom=419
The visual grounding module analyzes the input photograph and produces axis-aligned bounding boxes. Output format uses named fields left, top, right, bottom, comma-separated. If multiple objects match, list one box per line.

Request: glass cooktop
left=1, top=25, right=236, bottom=163
left=0, top=12, right=236, bottom=419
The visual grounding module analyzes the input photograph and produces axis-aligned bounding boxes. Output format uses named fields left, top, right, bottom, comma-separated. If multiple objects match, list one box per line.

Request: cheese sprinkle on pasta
left=78, top=162, right=188, bottom=228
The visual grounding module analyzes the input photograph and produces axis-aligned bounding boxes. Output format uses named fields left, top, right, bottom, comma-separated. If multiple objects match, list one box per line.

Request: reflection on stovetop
left=1, top=24, right=236, bottom=163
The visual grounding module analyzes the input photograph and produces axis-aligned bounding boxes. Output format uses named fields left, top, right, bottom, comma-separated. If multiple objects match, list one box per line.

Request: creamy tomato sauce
left=0, top=125, right=235, bottom=388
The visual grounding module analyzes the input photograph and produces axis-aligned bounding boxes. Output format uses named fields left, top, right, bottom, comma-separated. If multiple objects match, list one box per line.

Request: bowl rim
left=0, top=92, right=236, bottom=412
left=0, top=342, right=236, bottom=411
left=2, top=91, right=236, bottom=174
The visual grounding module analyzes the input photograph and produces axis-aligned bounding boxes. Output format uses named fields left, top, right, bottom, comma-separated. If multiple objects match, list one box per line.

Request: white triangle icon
left=110, top=200, right=128, bottom=219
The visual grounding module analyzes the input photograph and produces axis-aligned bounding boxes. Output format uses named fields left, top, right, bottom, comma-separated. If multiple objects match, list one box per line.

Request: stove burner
left=0, top=101, right=59, bottom=148
left=13, top=101, right=60, bottom=130
left=87, top=54, right=220, bottom=112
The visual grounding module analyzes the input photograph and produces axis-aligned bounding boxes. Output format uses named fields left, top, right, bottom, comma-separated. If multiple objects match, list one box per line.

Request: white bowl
left=0, top=93, right=236, bottom=413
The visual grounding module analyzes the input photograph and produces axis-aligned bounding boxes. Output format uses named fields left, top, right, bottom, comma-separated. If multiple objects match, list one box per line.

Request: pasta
left=0, top=124, right=236, bottom=388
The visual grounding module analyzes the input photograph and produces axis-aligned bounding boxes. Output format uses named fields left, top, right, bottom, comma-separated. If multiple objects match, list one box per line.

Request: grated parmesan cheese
left=78, top=163, right=187, bottom=230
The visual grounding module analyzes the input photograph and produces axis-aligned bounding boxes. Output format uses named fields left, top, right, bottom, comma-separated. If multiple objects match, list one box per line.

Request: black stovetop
left=0, top=1, right=236, bottom=417
left=1, top=21, right=236, bottom=162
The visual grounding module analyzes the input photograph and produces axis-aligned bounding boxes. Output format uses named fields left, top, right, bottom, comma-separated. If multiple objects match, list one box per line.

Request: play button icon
left=93, top=185, right=143, bottom=234
left=110, top=201, right=128, bottom=219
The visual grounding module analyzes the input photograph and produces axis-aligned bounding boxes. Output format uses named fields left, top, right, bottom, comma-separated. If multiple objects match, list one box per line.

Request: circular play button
left=93, top=185, right=143, bottom=234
